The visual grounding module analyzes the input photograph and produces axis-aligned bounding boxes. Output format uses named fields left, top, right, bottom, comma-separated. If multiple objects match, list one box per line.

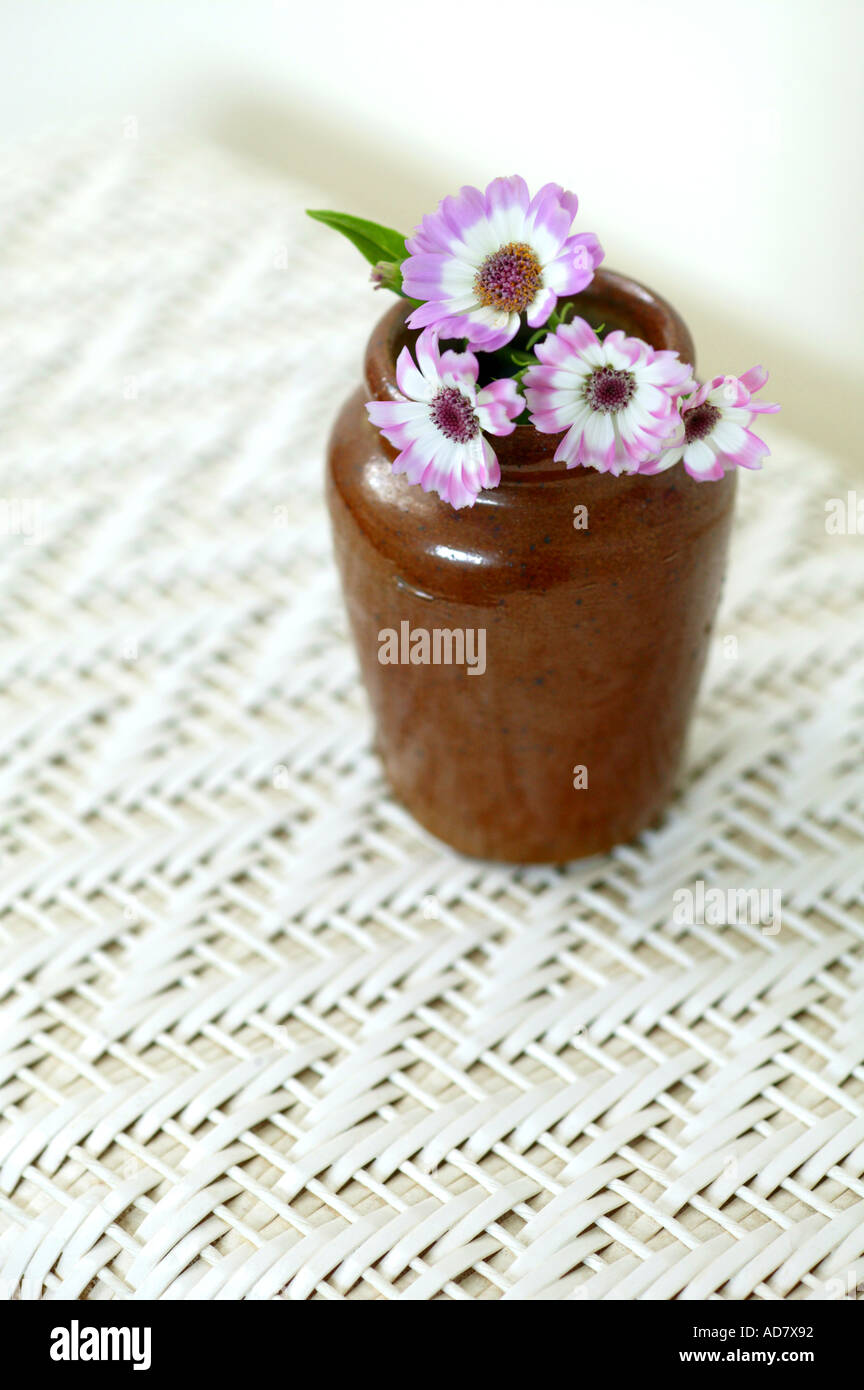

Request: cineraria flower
left=523, top=318, right=695, bottom=474
left=640, top=366, right=780, bottom=481
left=365, top=328, right=523, bottom=509
left=402, top=176, right=603, bottom=351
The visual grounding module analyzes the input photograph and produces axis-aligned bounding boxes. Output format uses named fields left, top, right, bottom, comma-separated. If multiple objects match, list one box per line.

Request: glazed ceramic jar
left=327, top=269, right=736, bottom=862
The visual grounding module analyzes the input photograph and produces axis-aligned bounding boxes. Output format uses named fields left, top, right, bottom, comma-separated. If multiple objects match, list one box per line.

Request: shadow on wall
left=678, top=294, right=860, bottom=482
left=209, top=93, right=447, bottom=232
left=211, top=95, right=860, bottom=480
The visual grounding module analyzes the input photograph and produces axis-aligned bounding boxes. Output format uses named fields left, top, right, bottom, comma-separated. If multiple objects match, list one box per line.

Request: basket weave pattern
left=1, top=134, right=863, bottom=1300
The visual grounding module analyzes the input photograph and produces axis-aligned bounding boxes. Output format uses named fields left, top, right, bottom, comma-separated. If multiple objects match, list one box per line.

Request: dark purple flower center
left=474, top=241, right=543, bottom=313
left=683, top=402, right=721, bottom=442
left=585, top=366, right=635, bottom=413
left=430, top=386, right=479, bottom=444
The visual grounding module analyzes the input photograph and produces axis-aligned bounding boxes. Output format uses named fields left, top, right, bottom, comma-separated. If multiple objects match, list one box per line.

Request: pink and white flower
left=640, top=366, right=780, bottom=481
left=523, top=318, right=695, bottom=473
left=365, top=328, right=523, bottom=509
left=402, top=177, right=603, bottom=351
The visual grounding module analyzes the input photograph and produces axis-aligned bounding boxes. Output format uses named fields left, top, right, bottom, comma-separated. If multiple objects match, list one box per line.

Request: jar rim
left=364, top=268, right=696, bottom=473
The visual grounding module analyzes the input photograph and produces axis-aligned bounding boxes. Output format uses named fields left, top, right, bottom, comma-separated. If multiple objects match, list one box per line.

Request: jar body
left=326, top=273, right=737, bottom=862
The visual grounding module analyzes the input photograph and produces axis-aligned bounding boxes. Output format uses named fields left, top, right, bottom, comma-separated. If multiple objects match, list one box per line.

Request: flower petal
left=682, top=439, right=726, bottom=480
left=395, top=345, right=433, bottom=401
left=525, top=285, right=558, bottom=328
left=476, top=377, right=523, bottom=435
left=738, top=364, right=769, bottom=394
left=711, top=421, right=770, bottom=470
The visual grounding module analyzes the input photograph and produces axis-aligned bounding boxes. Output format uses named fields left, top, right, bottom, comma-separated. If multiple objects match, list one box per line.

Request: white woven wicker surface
left=1, top=130, right=863, bottom=1302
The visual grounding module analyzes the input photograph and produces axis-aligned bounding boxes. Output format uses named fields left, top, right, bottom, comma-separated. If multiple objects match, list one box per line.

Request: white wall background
left=4, top=0, right=862, bottom=465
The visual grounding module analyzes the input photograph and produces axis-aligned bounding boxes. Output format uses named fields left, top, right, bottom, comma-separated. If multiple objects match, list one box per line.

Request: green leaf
left=305, top=209, right=408, bottom=267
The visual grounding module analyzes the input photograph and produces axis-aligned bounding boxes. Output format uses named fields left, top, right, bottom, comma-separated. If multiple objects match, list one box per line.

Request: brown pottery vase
left=326, top=269, right=736, bottom=862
